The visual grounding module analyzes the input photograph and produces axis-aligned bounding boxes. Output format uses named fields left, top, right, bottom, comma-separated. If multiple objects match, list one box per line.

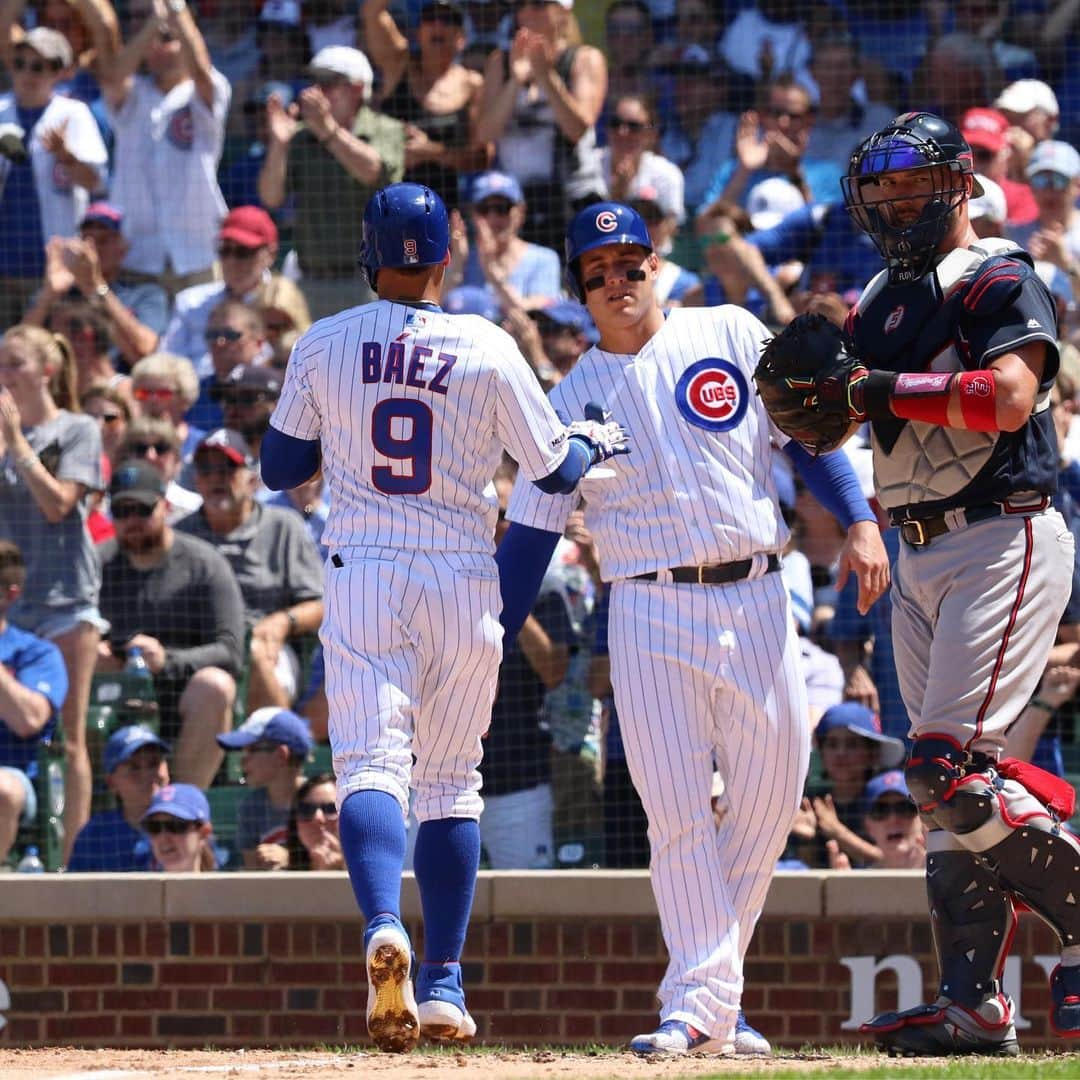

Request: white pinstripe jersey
left=508, top=305, right=790, bottom=581
left=270, top=300, right=570, bottom=555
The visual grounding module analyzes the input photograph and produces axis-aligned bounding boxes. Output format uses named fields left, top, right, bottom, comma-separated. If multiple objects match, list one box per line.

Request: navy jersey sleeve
left=960, top=256, right=1060, bottom=385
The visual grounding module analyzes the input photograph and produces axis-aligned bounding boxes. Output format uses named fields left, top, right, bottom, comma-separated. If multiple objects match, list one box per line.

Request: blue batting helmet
left=564, top=201, right=653, bottom=298
left=359, top=182, right=450, bottom=288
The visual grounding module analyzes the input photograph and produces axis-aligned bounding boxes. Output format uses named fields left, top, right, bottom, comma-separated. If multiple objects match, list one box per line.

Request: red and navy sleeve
left=960, top=255, right=1060, bottom=386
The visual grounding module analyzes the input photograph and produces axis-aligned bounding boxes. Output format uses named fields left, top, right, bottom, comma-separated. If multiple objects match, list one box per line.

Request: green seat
left=12, top=729, right=66, bottom=871
left=308, top=742, right=333, bottom=777
left=205, top=785, right=249, bottom=870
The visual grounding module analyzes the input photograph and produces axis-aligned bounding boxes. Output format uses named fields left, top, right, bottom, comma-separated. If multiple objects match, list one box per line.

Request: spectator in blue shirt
left=0, top=540, right=67, bottom=865
left=66, top=724, right=168, bottom=872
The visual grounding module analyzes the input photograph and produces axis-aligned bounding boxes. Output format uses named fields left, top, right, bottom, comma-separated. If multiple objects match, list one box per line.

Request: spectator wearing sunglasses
left=97, top=460, right=244, bottom=791
left=86, top=0, right=231, bottom=296
left=67, top=725, right=169, bottom=873
left=446, top=171, right=562, bottom=311
left=1009, top=141, right=1080, bottom=284
left=600, top=94, right=684, bottom=226
left=827, top=770, right=926, bottom=872
left=129, top=351, right=203, bottom=463
left=118, top=416, right=201, bottom=525
left=960, top=108, right=1038, bottom=227
left=216, top=364, right=282, bottom=465
left=363, top=0, right=490, bottom=211
left=80, top=385, right=130, bottom=466
left=216, top=707, right=313, bottom=870
left=178, top=428, right=323, bottom=714
left=24, top=202, right=169, bottom=369
left=258, top=45, right=406, bottom=320
left=140, top=782, right=217, bottom=873
left=0, top=27, right=108, bottom=330
left=46, top=298, right=132, bottom=408
left=185, top=299, right=270, bottom=433
left=285, top=772, right=344, bottom=871
left=699, top=75, right=842, bottom=213
left=163, top=206, right=279, bottom=379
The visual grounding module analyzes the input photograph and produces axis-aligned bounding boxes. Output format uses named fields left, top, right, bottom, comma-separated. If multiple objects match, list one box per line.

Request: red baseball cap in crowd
left=218, top=206, right=278, bottom=249
left=961, top=108, right=1009, bottom=154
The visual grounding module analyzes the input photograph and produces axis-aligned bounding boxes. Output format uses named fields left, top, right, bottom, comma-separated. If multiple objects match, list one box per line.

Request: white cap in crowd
left=995, top=79, right=1060, bottom=120
left=309, top=46, right=374, bottom=99
left=968, top=174, right=1006, bottom=225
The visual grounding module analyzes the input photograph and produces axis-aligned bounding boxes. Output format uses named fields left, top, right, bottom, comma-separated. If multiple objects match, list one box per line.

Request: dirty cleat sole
left=366, top=930, right=419, bottom=1053
left=419, top=998, right=477, bottom=1042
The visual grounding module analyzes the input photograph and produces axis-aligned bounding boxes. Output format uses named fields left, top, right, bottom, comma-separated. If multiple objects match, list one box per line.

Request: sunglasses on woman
left=13, top=56, right=60, bottom=74
left=1030, top=171, right=1072, bottom=192
left=134, top=386, right=176, bottom=402
left=144, top=819, right=200, bottom=835
left=130, top=441, right=175, bottom=456
left=297, top=800, right=339, bottom=820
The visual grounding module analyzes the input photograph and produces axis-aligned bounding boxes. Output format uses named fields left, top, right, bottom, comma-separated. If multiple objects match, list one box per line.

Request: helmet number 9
left=371, top=398, right=433, bottom=495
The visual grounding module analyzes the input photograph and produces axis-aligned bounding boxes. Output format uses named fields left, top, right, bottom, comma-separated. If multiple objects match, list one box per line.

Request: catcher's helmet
left=359, top=182, right=449, bottom=288
left=565, top=201, right=653, bottom=298
left=841, top=111, right=983, bottom=285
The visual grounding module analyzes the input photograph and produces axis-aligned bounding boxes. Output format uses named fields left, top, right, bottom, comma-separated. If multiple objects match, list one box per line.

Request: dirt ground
left=0, top=1047, right=1070, bottom=1080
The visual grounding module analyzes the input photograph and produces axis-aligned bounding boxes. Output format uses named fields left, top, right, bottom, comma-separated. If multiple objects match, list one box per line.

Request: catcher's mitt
left=753, top=312, right=867, bottom=456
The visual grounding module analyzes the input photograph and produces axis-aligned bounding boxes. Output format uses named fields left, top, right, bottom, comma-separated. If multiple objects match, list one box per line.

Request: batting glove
left=565, top=413, right=630, bottom=465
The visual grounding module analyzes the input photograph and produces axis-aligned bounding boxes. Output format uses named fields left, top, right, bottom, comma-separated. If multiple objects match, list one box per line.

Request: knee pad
left=906, top=736, right=996, bottom=834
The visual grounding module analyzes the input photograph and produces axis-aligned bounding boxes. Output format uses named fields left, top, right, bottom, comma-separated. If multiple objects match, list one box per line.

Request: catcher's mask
left=842, top=112, right=982, bottom=286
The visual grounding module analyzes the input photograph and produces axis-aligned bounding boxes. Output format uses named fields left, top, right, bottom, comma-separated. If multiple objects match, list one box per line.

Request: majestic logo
left=675, top=358, right=748, bottom=432
left=963, top=373, right=993, bottom=397
left=403, top=238, right=419, bottom=263
left=166, top=106, right=194, bottom=151
left=884, top=305, right=905, bottom=333
left=595, top=210, right=619, bottom=233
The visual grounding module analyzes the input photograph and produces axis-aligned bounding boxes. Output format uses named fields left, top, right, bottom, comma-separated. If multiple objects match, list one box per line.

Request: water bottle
left=16, top=845, right=44, bottom=873
left=124, top=646, right=157, bottom=721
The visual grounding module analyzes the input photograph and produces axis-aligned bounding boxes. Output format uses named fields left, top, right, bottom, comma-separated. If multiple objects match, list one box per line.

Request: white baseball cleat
left=364, top=919, right=419, bottom=1053
left=629, top=1019, right=732, bottom=1056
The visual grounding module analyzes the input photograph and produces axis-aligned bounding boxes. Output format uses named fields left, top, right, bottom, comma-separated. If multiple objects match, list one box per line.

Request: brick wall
left=0, top=872, right=1065, bottom=1049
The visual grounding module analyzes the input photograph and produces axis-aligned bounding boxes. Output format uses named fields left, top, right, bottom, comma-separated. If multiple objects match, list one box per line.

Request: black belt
left=631, top=553, right=780, bottom=584
left=891, top=496, right=1050, bottom=548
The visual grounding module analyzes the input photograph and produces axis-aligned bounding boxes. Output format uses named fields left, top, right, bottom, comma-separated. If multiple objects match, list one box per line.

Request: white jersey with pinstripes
left=507, top=305, right=790, bottom=580
left=269, top=300, right=570, bottom=554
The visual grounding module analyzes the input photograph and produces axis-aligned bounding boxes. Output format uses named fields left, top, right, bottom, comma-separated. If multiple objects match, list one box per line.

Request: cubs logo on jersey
left=166, top=106, right=194, bottom=151
left=674, top=358, right=748, bottom=432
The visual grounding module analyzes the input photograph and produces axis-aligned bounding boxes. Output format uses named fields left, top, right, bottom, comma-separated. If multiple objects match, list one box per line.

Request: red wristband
left=888, top=372, right=955, bottom=426
left=955, top=370, right=998, bottom=431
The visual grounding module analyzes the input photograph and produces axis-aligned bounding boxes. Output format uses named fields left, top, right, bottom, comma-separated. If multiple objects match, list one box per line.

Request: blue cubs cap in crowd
left=816, top=702, right=906, bottom=768
left=216, top=706, right=313, bottom=758
left=80, top=201, right=124, bottom=231
left=471, top=171, right=524, bottom=206
left=444, top=285, right=501, bottom=322
left=104, top=725, right=169, bottom=774
left=530, top=299, right=600, bottom=344
left=864, top=769, right=912, bottom=806
left=141, top=783, right=211, bottom=824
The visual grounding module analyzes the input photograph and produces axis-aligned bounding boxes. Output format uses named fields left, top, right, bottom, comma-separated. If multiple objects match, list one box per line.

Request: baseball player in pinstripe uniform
left=814, top=113, right=1080, bottom=1056
left=260, top=183, right=627, bottom=1053
left=496, top=201, right=890, bottom=1056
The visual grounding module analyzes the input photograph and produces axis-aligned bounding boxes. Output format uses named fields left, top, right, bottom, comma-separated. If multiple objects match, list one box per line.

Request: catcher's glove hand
left=753, top=312, right=868, bottom=456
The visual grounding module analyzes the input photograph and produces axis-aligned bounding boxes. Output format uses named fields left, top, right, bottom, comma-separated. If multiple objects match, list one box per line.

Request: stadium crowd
left=2, top=0, right=1080, bottom=890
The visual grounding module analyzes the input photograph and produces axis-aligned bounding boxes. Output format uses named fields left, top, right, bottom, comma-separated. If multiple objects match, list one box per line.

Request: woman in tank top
left=363, top=0, right=489, bottom=209
left=475, top=0, right=608, bottom=250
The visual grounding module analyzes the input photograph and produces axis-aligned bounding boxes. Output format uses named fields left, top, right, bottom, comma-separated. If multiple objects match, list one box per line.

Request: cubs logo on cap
left=595, top=210, right=619, bottom=233
left=674, top=358, right=749, bottom=432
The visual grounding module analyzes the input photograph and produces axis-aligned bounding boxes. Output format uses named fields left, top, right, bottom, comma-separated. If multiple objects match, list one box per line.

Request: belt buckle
left=698, top=565, right=706, bottom=585
left=903, top=519, right=927, bottom=547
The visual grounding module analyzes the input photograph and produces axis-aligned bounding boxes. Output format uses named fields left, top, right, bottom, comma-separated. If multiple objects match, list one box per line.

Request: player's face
left=864, top=796, right=923, bottom=868
left=861, top=164, right=959, bottom=229
left=578, top=244, right=658, bottom=322
left=108, top=747, right=169, bottom=819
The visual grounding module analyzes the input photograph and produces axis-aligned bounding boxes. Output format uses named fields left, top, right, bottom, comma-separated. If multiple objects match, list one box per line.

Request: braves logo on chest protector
left=674, top=358, right=749, bottom=432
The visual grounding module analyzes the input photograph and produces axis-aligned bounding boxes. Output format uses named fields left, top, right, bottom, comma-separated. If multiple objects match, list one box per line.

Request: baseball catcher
left=753, top=313, right=865, bottom=456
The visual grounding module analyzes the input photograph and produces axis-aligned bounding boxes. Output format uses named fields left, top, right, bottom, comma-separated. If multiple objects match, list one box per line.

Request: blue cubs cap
left=530, top=299, right=592, bottom=334
left=216, top=706, right=313, bottom=758
left=444, top=285, right=501, bottom=322
left=104, top=725, right=169, bottom=774
left=816, top=702, right=906, bottom=768
left=141, top=783, right=211, bottom=824
left=864, top=769, right=912, bottom=805
left=471, top=171, right=524, bottom=206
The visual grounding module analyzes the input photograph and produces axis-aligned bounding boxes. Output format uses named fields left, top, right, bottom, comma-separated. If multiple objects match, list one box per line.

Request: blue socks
left=339, top=790, right=407, bottom=922
left=412, top=817, right=480, bottom=963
